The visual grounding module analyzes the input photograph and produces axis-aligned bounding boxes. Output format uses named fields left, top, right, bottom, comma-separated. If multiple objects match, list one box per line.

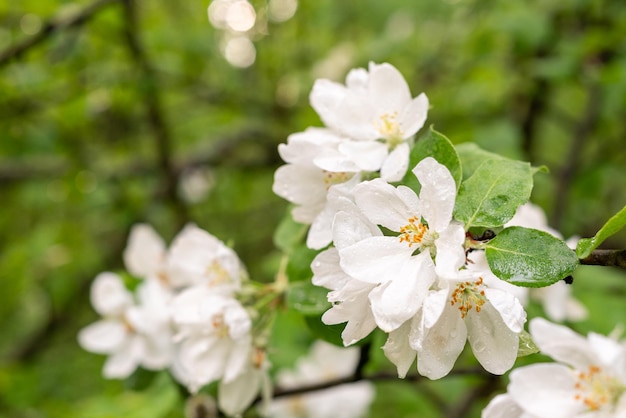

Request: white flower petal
left=465, top=302, right=519, bottom=375
left=102, top=337, right=142, bottom=379
left=508, top=363, right=583, bottom=418
left=382, top=321, right=417, bottom=378
left=123, top=224, right=166, bottom=279
left=90, top=272, right=133, bottom=317
left=367, top=62, right=412, bottom=113
left=434, top=222, right=466, bottom=276
left=339, top=236, right=411, bottom=284
left=398, top=93, right=429, bottom=139
left=413, top=157, right=457, bottom=232
left=353, top=179, right=418, bottom=231
left=218, top=366, right=263, bottom=416
left=415, top=299, right=467, bottom=380
left=368, top=251, right=435, bottom=332
left=337, top=141, right=388, bottom=172
left=484, top=288, right=526, bottom=333
left=78, top=320, right=128, bottom=354
left=380, top=142, right=410, bottom=182
left=331, top=206, right=381, bottom=251
left=529, top=317, right=596, bottom=370
left=481, top=394, right=525, bottom=418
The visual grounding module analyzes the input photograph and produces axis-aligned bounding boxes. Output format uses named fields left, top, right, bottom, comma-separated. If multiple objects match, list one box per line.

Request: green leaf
left=485, top=226, right=579, bottom=287
left=303, top=314, right=345, bottom=347
left=454, top=159, right=534, bottom=229
left=576, top=204, right=626, bottom=259
left=517, top=330, right=539, bottom=357
left=273, top=211, right=308, bottom=254
left=455, top=142, right=506, bottom=180
left=286, top=244, right=319, bottom=282
left=286, top=281, right=330, bottom=315
left=403, top=127, right=462, bottom=192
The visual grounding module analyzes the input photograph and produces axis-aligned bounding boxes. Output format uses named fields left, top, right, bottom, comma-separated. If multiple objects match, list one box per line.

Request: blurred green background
left=1, top=0, right=625, bottom=417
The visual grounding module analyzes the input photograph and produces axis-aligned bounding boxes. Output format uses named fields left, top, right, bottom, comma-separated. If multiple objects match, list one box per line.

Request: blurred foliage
left=0, top=0, right=625, bottom=417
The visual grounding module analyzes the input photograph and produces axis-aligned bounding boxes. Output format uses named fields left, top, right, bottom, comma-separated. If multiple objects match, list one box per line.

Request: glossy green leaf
left=273, top=211, right=308, bottom=254
left=303, top=314, right=345, bottom=347
left=286, top=281, right=330, bottom=315
left=576, top=204, right=626, bottom=259
left=403, top=127, right=462, bottom=192
left=454, top=159, right=534, bottom=229
left=456, top=142, right=506, bottom=180
left=485, top=226, right=579, bottom=287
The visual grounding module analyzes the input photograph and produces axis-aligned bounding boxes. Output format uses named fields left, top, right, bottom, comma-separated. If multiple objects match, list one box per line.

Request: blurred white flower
left=170, top=286, right=252, bottom=393
left=78, top=272, right=174, bottom=378
left=482, top=318, right=626, bottom=418
left=266, top=341, right=375, bottom=418
left=166, top=224, right=247, bottom=292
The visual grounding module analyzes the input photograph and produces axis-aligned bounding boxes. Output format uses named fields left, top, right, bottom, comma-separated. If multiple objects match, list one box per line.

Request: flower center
left=211, top=313, right=229, bottom=338
left=399, top=217, right=435, bottom=248
left=450, top=277, right=486, bottom=318
left=206, top=260, right=231, bottom=287
left=376, top=112, right=403, bottom=143
left=322, top=171, right=353, bottom=190
left=573, top=365, right=625, bottom=411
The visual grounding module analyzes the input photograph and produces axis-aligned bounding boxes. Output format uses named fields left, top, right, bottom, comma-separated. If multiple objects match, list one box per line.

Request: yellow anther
left=450, top=277, right=486, bottom=318
left=399, top=217, right=428, bottom=247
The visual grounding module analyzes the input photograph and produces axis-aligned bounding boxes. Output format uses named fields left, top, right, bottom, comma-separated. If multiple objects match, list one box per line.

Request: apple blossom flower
left=336, top=157, right=465, bottom=332
left=218, top=347, right=272, bottom=417
left=78, top=272, right=174, bottom=379
left=411, top=271, right=526, bottom=379
left=170, top=285, right=253, bottom=393
left=266, top=341, right=375, bottom=418
left=312, top=199, right=381, bottom=346
left=482, top=318, right=626, bottom=418
left=310, top=62, right=429, bottom=181
left=272, top=127, right=362, bottom=249
left=166, top=224, right=247, bottom=292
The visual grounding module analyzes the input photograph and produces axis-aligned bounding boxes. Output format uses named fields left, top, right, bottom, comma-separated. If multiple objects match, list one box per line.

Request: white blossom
left=166, top=224, right=247, bottom=292
left=336, top=157, right=464, bottom=332
left=310, top=62, right=429, bottom=181
left=78, top=272, right=174, bottom=379
left=483, top=318, right=626, bottom=418
left=170, top=286, right=253, bottom=393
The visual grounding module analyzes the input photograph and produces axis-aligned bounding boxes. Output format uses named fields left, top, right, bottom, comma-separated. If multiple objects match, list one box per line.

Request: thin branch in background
left=552, top=82, right=602, bottom=230
left=445, top=373, right=502, bottom=418
left=120, top=0, right=189, bottom=229
left=0, top=0, right=119, bottom=68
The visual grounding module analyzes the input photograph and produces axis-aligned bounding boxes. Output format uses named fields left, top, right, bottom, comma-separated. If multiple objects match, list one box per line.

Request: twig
left=580, top=249, right=626, bottom=269
left=0, top=0, right=119, bottom=68
left=444, top=373, right=501, bottom=418
left=120, top=0, right=188, bottom=229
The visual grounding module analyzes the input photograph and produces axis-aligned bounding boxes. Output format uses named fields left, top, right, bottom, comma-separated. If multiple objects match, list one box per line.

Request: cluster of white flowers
left=267, top=341, right=375, bottom=418
left=483, top=318, right=626, bottom=417
left=273, top=62, right=429, bottom=250
left=78, top=223, right=267, bottom=416
left=273, top=62, right=589, bottom=382
left=310, top=156, right=526, bottom=379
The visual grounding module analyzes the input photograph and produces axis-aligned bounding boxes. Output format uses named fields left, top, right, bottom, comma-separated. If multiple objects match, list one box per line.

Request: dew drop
left=473, top=340, right=486, bottom=353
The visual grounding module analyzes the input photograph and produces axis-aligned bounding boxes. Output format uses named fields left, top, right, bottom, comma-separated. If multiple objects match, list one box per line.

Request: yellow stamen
left=450, top=277, right=486, bottom=318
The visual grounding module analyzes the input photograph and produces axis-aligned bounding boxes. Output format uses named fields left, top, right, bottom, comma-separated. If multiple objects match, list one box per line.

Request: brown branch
left=120, top=0, right=188, bottom=228
left=580, top=249, right=626, bottom=269
left=0, top=0, right=119, bottom=68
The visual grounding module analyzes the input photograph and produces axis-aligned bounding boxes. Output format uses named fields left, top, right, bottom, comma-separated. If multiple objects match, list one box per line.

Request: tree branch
left=120, top=0, right=188, bottom=228
left=580, top=249, right=626, bottom=269
left=0, top=0, right=119, bottom=68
